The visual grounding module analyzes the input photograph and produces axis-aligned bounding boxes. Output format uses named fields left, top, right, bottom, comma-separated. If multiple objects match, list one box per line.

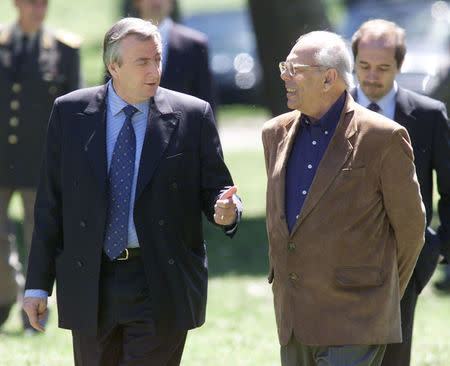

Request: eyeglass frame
left=279, top=61, right=321, bottom=76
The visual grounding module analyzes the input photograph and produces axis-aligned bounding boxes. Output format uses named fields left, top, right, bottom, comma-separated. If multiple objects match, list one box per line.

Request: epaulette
left=54, top=29, right=82, bottom=49
left=0, top=24, right=12, bottom=45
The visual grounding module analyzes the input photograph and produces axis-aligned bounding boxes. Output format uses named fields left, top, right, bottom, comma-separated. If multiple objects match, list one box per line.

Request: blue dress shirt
left=285, top=92, right=346, bottom=232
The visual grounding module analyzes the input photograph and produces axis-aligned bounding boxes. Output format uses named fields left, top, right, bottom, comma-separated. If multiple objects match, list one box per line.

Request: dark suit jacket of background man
left=0, top=24, right=81, bottom=187
left=352, top=87, right=450, bottom=288
left=160, top=21, right=216, bottom=112
left=25, top=83, right=237, bottom=334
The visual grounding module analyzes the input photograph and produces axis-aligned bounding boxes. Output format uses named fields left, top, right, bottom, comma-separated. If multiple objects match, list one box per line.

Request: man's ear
left=108, top=63, right=119, bottom=78
left=323, top=68, right=338, bottom=90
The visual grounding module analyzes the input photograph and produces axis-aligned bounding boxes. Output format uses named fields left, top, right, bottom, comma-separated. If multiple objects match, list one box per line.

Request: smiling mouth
left=286, top=88, right=296, bottom=93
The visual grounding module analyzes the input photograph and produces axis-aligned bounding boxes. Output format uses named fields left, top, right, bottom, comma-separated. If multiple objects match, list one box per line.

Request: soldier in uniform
left=0, top=0, right=81, bottom=331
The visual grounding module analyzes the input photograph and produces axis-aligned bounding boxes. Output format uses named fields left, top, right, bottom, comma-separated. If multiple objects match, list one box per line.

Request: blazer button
left=171, top=182, right=178, bottom=191
left=158, top=219, right=165, bottom=226
left=76, top=260, right=84, bottom=268
left=80, top=220, right=87, bottom=228
left=289, top=273, right=299, bottom=281
left=288, top=242, right=296, bottom=250
left=168, top=258, right=175, bottom=265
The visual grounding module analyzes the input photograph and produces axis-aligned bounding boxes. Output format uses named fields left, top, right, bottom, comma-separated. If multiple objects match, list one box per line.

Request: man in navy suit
left=23, top=17, right=241, bottom=366
left=133, top=0, right=217, bottom=112
left=351, top=19, right=450, bottom=366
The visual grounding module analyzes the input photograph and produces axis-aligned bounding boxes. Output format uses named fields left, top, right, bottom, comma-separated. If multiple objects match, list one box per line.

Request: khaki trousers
left=281, top=335, right=386, bottom=366
left=0, top=189, right=36, bottom=305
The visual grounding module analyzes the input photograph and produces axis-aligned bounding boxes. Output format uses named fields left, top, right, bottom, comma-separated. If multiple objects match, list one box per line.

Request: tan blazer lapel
left=291, top=95, right=358, bottom=234
left=272, top=111, right=301, bottom=235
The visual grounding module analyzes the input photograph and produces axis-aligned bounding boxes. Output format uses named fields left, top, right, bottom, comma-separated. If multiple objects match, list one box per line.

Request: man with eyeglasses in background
left=350, top=19, right=450, bottom=366
left=262, top=30, right=426, bottom=366
left=0, top=0, right=81, bottom=333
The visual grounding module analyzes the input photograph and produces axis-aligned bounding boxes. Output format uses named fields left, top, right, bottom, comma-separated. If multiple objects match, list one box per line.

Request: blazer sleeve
left=25, top=100, right=63, bottom=294
left=380, top=127, right=426, bottom=296
left=433, top=104, right=450, bottom=261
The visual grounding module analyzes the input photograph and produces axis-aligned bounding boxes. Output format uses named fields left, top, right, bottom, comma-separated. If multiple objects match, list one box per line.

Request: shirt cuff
left=24, top=289, right=48, bottom=299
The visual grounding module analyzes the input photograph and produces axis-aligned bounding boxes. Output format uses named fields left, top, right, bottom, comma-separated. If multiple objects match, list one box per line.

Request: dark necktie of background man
left=367, top=102, right=380, bottom=113
left=13, top=34, right=29, bottom=81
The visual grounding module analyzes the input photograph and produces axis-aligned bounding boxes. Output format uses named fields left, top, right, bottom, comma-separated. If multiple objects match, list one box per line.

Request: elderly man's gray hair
left=296, top=31, right=354, bottom=89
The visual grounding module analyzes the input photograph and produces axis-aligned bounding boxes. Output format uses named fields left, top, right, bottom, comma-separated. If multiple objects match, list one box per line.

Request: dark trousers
left=381, top=279, right=418, bottom=366
left=72, top=254, right=187, bottom=366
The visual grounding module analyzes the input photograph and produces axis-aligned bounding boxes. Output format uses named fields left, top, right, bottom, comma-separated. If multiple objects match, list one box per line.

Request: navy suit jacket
left=25, top=84, right=237, bottom=333
left=352, top=87, right=450, bottom=292
left=161, top=22, right=216, bottom=113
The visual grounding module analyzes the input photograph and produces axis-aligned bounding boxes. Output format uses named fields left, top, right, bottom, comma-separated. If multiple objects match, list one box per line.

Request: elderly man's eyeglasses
left=279, top=61, right=320, bottom=76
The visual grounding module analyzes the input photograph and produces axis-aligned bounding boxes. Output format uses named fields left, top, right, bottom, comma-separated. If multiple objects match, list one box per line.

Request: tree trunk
left=248, top=0, right=330, bottom=116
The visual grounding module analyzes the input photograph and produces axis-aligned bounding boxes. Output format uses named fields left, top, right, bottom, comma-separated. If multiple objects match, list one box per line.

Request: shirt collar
left=108, top=81, right=150, bottom=117
left=356, top=81, right=398, bottom=112
left=158, top=17, right=172, bottom=38
left=302, top=91, right=346, bottom=132
left=12, top=22, right=39, bottom=48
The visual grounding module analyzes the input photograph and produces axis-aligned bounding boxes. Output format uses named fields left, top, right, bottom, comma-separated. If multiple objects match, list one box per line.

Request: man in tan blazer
left=262, top=30, right=426, bottom=366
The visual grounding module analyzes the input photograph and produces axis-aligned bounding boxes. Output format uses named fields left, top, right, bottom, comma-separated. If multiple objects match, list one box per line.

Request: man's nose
left=280, top=69, right=291, bottom=81
left=366, top=68, right=379, bottom=81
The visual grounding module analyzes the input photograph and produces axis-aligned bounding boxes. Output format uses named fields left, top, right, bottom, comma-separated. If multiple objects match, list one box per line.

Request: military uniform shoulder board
left=54, top=29, right=82, bottom=49
left=0, top=24, right=13, bottom=45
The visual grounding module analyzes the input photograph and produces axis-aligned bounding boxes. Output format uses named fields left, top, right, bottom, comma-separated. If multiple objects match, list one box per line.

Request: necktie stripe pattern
left=104, top=105, right=138, bottom=260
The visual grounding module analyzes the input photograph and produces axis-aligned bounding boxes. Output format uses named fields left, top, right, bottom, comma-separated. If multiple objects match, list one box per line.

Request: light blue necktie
left=104, top=105, right=138, bottom=260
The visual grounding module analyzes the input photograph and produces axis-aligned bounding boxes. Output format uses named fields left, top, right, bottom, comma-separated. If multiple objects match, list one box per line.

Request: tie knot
left=367, top=102, right=380, bottom=112
left=123, top=105, right=138, bottom=119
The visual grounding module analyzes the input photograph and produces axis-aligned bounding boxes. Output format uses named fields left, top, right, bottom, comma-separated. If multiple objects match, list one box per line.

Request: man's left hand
left=214, top=186, right=238, bottom=226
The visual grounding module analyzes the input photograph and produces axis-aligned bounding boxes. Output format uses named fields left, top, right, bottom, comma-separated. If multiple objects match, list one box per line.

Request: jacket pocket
left=334, top=266, right=383, bottom=288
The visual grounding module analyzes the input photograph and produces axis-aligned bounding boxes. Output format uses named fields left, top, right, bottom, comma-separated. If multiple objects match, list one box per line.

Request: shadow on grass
left=204, top=215, right=269, bottom=277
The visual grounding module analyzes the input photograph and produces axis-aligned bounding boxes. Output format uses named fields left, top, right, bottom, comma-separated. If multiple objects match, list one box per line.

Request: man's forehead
left=287, top=43, right=316, bottom=61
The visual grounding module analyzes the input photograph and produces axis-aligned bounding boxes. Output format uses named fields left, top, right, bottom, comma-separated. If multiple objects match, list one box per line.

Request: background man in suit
left=131, top=0, right=216, bottom=112
left=262, top=30, right=426, bottom=366
left=0, top=0, right=81, bottom=332
left=350, top=19, right=450, bottom=366
left=23, top=17, right=241, bottom=366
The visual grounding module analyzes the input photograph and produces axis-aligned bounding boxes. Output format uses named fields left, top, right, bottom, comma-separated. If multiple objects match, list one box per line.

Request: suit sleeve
left=380, top=127, right=426, bottom=296
left=199, top=102, right=241, bottom=234
left=433, top=104, right=450, bottom=260
left=25, top=100, right=63, bottom=294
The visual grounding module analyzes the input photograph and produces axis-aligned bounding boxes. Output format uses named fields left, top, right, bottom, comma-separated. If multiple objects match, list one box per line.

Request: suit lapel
left=81, top=84, right=108, bottom=196
left=394, top=87, right=415, bottom=129
left=135, top=88, right=180, bottom=200
left=291, top=94, right=357, bottom=235
left=272, top=111, right=301, bottom=235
